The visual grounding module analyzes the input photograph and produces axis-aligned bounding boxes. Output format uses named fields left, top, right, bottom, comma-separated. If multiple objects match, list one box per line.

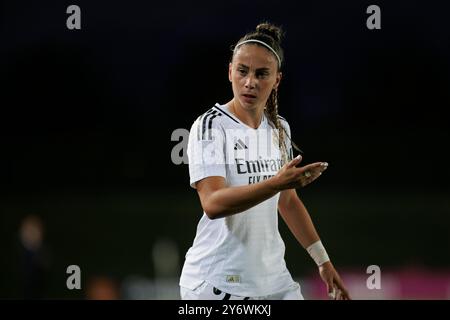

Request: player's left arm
left=278, top=189, right=351, bottom=300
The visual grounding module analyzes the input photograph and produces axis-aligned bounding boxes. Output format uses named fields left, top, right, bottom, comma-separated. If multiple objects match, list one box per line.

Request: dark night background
left=1, top=0, right=449, bottom=299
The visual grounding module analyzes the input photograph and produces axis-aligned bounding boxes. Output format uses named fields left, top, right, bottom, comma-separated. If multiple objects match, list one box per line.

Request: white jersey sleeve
left=187, top=111, right=226, bottom=188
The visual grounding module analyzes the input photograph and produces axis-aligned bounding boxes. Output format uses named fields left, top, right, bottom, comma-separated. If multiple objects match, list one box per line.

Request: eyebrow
left=237, top=63, right=270, bottom=72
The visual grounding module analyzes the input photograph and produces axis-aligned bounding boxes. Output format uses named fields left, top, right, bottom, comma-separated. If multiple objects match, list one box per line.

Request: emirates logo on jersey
left=235, top=157, right=283, bottom=174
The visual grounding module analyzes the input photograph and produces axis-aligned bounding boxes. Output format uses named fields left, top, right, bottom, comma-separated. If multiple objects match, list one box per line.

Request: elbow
left=205, top=211, right=219, bottom=220
left=203, top=204, right=221, bottom=220
left=203, top=202, right=233, bottom=220
left=201, top=193, right=223, bottom=219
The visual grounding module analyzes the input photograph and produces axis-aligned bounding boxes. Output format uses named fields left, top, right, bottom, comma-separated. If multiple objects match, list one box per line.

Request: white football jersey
left=180, top=102, right=296, bottom=297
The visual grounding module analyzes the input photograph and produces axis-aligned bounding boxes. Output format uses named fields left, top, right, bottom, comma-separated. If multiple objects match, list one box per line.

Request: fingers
left=300, top=162, right=328, bottom=175
left=320, top=265, right=351, bottom=300
left=319, top=162, right=328, bottom=174
left=298, top=162, right=329, bottom=187
left=287, top=155, right=303, bottom=168
left=285, top=159, right=329, bottom=189
left=327, top=273, right=351, bottom=300
left=307, top=163, right=328, bottom=179
left=325, top=281, right=333, bottom=299
left=328, top=287, right=336, bottom=300
left=334, top=287, right=349, bottom=300
left=341, top=290, right=351, bottom=300
left=329, top=285, right=347, bottom=300
left=334, top=278, right=351, bottom=300
left=322, top=274, right=333, bottom=299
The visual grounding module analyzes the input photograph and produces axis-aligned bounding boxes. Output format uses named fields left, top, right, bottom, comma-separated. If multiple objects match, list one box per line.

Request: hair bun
left=256, top=22, right=283, bottom=43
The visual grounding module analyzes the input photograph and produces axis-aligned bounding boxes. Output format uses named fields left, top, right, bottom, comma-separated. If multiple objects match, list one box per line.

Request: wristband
left=306, top=240, right=330, bottom=266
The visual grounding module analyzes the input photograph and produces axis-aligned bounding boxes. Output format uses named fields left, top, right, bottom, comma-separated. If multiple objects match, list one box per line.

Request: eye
left=256, top=71, right=269, bottom=78
left=238, top=68, right=247, bottom=75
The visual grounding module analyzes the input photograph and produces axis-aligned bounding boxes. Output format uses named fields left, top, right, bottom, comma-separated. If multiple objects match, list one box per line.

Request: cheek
left=232, top=74, right=245, bottom=86
left=230, top=76, right=241, bottom=91
left=261, top=81, right=275, bottom=94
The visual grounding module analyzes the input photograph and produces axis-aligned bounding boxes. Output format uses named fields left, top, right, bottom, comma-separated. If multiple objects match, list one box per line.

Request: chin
left=240, top=99, right=259, bottom=110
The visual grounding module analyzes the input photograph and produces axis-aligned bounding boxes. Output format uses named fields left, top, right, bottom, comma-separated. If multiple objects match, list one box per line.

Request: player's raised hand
left=271, top=155, right=329, bottom=190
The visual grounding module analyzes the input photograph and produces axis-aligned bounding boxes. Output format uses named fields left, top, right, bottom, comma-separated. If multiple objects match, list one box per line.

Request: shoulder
left=277, top=114, right=288, bottom=123
left=192, top=105, right=227, bottom=127
left=277, top=114, right=291, bottom=131
left=190, top=105, right=227, bottom=141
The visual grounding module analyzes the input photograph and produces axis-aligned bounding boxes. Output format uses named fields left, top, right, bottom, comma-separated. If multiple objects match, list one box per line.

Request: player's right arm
left=196, top=155, right=327, bottom=219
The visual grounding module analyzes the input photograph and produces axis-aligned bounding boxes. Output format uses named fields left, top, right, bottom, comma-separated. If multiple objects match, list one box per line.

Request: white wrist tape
left=307, top=240, right=330, bottom=266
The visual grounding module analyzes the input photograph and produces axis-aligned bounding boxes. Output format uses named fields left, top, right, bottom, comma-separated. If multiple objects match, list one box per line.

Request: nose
left=244, top=74, right=256, bottom=89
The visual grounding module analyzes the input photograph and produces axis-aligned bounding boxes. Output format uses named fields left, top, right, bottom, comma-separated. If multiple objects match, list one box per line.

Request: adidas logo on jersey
left=234, top=139, right=248, bottom=150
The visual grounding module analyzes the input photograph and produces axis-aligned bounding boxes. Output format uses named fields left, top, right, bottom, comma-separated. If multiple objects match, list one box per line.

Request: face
left=229, top=44, right=282, bottom=112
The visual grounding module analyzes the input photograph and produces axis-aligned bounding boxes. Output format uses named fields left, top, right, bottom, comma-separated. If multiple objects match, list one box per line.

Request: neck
left=229, top=99, right=264, bottom=129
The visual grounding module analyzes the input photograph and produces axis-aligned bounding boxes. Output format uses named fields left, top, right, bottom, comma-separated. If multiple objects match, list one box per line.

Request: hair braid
left=265, top=89, right=288, bottom=164
left=265, top=89, right=303, bottom=164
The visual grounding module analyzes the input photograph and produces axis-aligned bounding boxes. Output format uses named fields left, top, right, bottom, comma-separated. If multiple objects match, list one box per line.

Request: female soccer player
left=180, top=22, right=350, bottom=300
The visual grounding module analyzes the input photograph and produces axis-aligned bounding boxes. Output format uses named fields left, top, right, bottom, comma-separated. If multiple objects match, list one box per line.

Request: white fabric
left=306, top=240, right=330, bottom=266
left=180, top=103, right=296, bottom=297
left=180, top=281, right=303, bottom=300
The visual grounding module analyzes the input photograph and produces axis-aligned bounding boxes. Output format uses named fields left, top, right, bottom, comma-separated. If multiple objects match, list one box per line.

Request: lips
left=242, top=93, right=257, bottom=99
